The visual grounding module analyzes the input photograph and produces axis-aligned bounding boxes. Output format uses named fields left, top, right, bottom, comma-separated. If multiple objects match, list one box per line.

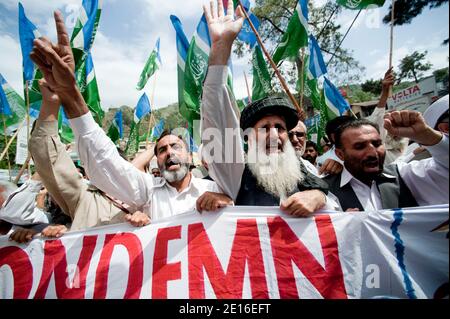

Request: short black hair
left=335, top=119, right=380, bottom=149
left=305, top=141, right=318, bottom=152
left=154, top=129, right=189, bottom=156
left=325, top=116, right=355, bottom=143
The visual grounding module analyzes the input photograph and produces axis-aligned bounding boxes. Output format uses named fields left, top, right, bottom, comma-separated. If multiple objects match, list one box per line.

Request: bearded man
left=28, top=11, right=233, bottom=224
left=200, top=1, right=339, bottom=216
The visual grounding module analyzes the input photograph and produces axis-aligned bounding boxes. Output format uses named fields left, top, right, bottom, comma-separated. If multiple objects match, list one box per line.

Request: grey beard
left=247, top=140, right=304, bottom=201
left=162, top=163, right=189, bottom=183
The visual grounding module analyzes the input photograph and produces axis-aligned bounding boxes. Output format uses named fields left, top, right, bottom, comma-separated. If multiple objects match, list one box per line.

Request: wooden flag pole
left=237, top=0, right=305, bottom=120
left=13, top=154, right=31, bottom=185
left=299, top=48, right=306, bottom=111
left=388, top=0, right=396, bottom=97
left=146, top=74, right=158, bottom=147
left=25, top=81, right=31, bottom=179
left=243, top=71, right=252, bottom=103
left=0, top=119, right=24, bottom=162
left=1, top=114, right=12, bottom=181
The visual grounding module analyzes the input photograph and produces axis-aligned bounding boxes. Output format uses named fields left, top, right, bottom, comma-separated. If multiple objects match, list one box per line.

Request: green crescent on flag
left=273, top=0, right=309, bottom=64
left=336, top=0, right=386, bottom=10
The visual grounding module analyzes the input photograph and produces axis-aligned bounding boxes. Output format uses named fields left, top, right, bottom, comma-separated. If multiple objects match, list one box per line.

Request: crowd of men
left=0, top=1, right=449, bottom=244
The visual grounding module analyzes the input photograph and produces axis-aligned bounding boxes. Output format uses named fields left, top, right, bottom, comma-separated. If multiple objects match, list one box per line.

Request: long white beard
left=247, top=140, right=304, bottom=200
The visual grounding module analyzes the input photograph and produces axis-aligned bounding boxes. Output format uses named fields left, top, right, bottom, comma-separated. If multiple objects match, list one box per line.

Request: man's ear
left=335, top=147, right=345, bottom=162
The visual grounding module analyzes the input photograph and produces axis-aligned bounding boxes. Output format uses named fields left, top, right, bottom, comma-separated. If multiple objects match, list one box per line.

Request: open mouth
left=363, top=159, right=379, bottom=169
left=165, top=158, right=181, bottom=170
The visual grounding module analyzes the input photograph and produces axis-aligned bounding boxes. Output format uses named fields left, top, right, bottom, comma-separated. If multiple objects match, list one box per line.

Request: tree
left=361, top=78, right=383, bottom=96
left=383, top=0, right=448, bottom=25
left=235, top=1, right=364, bottom=91
left=434, top=67, right=449, bottom=91
left=398, top=51, right=432, bottom=83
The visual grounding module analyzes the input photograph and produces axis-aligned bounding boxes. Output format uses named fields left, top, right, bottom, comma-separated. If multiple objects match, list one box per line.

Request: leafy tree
left=398, top=51, right=432, bottom=83
left=361, top=78, right=383, bottom=96
left=383, top=0, right=448, bottom=25
left=236, top=0, right=364, bottom=91
left=434, top=67, right=449, bottom=91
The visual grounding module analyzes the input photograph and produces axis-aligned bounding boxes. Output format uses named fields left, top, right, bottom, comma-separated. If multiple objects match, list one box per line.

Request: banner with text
left=0, top=205, right=448, bottom=299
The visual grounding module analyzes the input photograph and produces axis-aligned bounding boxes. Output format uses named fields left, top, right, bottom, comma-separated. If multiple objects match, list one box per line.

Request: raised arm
left=201, top=0, right=246, bottom=200
left=30, top=11, right=155, bottom=209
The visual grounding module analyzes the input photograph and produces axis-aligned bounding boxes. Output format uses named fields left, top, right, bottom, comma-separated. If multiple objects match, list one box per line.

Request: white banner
left=14, top=119, right=34, bottom=166
left=0, top=205, right=448, bottom=299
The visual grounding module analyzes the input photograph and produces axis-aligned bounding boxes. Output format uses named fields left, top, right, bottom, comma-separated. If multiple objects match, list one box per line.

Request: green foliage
left=361, top=78, right=383, bottom=96
left=434, top=67, right=449, bottom=90
left=238, top=0, right=364, bottom=90
left=383, top=0, right=448, bottom=26
left=398, top=50, right=432, bottom=83
left=0, top=134, right=19, bottom=170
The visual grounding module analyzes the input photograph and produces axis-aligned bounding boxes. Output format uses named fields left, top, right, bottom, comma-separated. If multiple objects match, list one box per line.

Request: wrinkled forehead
left=157, top=135, right=186, bottom=151
left=253, top=114, right=287, bottom=129
left=342, top=125, right=381, bottom=143
left=291, top=121, right=306, bottom=133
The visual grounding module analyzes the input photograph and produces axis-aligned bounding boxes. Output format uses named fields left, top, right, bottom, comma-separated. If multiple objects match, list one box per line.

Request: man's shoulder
left=192, top=177, right=220, bottom=191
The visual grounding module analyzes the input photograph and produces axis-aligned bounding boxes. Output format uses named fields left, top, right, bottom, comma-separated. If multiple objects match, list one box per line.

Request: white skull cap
left=423, top=95, right=449, bottom=129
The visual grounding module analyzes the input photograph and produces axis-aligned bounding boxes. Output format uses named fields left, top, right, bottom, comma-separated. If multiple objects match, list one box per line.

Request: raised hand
left=384, top=110, right=443, bottom=146
left=381, top=67, right=395, bottom=92
left=204, top=0, right=245, bottom=65
left=30, top=11, right=76, bottom=94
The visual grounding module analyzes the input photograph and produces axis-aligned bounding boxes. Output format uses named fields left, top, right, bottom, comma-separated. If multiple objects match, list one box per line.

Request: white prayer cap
left=423, top=95, right=449, bottom=129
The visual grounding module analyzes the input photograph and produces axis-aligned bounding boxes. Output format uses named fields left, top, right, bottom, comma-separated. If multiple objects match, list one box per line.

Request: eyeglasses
left=288, top=132, right=306, bottom=140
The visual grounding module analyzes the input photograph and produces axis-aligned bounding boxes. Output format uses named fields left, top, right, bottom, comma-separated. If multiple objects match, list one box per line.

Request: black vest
left=236, top=162, right=329, bottom=206
left=324, top=164, right=418, bottom=211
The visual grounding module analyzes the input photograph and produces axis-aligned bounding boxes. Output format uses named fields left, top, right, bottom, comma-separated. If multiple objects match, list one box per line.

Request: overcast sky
left=0, top=0, right=448, bottom=111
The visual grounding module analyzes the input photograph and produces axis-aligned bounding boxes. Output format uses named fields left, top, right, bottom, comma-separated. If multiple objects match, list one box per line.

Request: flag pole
left=146, top=74, right=158, bottom=147
left=326, top=9, right=362, bottom=67
left=243, top=71, right=252, bottom=103
left=25, top=81, right=31, bottom=179
left=13, top=154, right=31, bottom=185
left=0, top=120, right=24, bottom=162
left=388, top=0, right=395, bottom=97
left=237, top=0, right=305, bottom=120
left=1, top=114, right=12, bottom=181
left=299, top=48, right=306, bottom=111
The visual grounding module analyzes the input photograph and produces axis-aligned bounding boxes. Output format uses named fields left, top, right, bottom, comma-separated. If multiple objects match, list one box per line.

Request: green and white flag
left=70, top=0, right=104, bottom=125
left=184, top=15, right=211, bottom=121
left=252, top=45, right=273, bottom=101
left=273, top=0, right=309, bottom=64
left=337, top=0, right=386, bottom=10
left=0, top=74, right=26, bottom=135
left=136, top=38, right=162, bottom=91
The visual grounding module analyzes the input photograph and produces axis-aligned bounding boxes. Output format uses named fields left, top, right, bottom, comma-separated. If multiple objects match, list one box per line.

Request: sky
left=0, top=0, right=448, bottom=111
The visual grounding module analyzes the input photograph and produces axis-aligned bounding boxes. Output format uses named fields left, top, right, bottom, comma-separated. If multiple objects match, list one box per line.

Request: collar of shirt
left=340, top=166, right=396, bottom=188
left=157, top=173, right=203, bottom=197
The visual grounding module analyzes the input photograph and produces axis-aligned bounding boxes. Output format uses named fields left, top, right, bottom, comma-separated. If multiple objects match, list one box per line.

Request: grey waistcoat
left=324, top=164, right=418, bottom=211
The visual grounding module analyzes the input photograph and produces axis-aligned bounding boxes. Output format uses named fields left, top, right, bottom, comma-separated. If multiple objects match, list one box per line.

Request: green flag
left=58, top=108, right=74, bottom=144
left=70, top=0, right=104, bottom=125
left=183, top=15, right=210, bottom=122
left=107, top=121, right=120, bottom=144
left=0, top=74, right=27, bottom=135
left=337, top=0, right=386, bottom=10
left=136, top=38, right=161, bottom=91
left=252, top=45, right=273, bottom=101
left=273, top=0, right=309, bottom=64
left=125, top=122, right=142, bottom=156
